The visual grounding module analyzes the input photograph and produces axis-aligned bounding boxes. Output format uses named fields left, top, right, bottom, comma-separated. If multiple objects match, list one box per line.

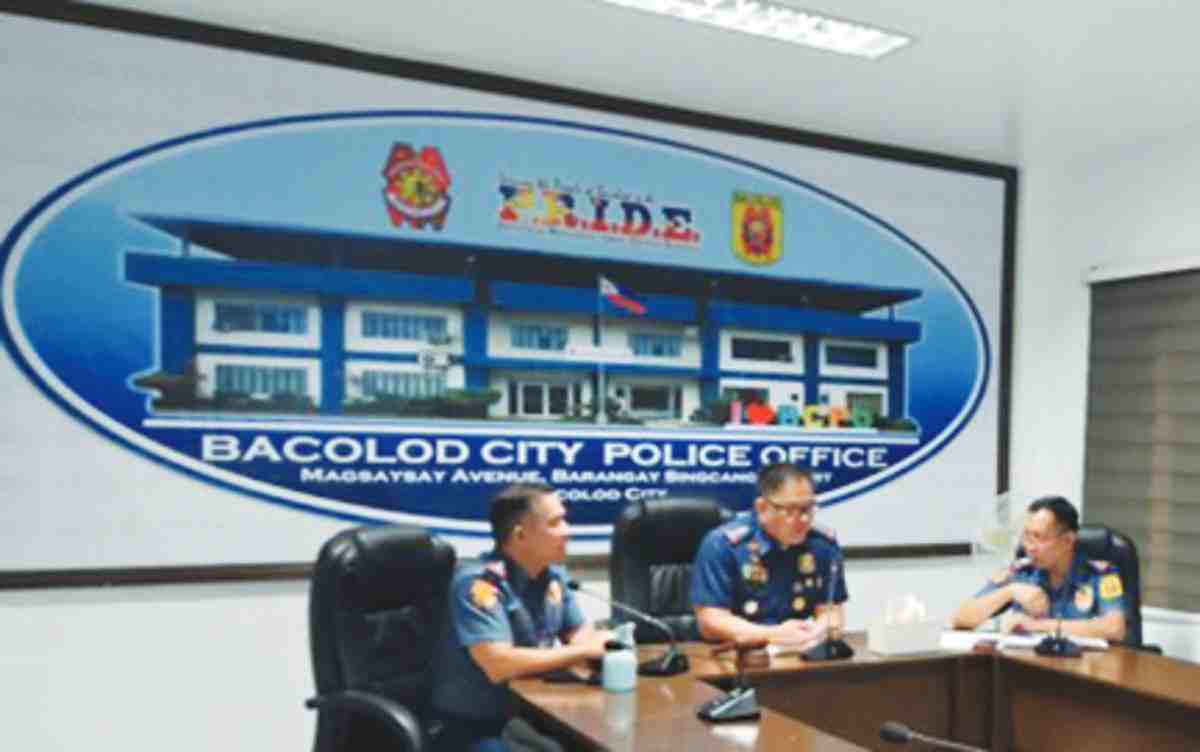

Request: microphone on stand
left=566, top=580, right=689, bottom=676
left=801, top=550, right=854, bottom=661
left=1035, top=617, right=1082, bottom=657
left=696, top=639, right=766, bottom=722
left=880, top=721, right=987, bottom=752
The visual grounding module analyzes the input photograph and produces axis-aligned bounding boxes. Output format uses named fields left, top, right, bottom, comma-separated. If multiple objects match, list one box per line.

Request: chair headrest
left=1075, top=526, right=1114, bottom=558
left=620, top=498, right=730, bottom=563
left=325, top=525, right=456, bottom=610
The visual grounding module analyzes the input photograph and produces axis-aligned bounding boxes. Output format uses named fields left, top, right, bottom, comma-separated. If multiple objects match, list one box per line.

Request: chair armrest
left=306, top=689, right=425, bottom=752
left=1136, top=643, right=1164, bottom=655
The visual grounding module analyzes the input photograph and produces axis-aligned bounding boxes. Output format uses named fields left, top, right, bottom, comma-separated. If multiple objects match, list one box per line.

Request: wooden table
left=509, top=634, right=1200, bottom=751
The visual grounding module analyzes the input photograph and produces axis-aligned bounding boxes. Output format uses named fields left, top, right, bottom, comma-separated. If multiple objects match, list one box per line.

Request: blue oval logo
left=0, top=111, right=989, bottom=540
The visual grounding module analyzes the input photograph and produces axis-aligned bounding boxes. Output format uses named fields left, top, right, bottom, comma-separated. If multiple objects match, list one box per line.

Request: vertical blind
left=1086, top=271, right=1200, bottom=611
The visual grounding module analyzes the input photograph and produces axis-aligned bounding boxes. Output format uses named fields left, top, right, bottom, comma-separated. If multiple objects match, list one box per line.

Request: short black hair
left=757, top=463, right=814, bottom=498
left=1028, top=495, right=1079, bottom=533
left=489, top=482, right=556, bottom=544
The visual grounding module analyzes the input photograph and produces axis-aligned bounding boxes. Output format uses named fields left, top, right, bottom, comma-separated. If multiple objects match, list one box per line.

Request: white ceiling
left=87, top=0, right=1200, bottom=166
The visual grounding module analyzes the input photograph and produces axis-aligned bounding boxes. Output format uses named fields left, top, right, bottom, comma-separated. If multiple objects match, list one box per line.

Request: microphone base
left=638, top=649, right=689, bottom=676
left=802, top=638, right=856, bottom=662
left=697, top=686, right=759, bottom=723
left=1034, top=635, right=1082, bottom=658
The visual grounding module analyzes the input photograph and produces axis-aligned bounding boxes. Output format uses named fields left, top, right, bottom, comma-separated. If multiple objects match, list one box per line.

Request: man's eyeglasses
left=764, top=498, right=817, bottom=520
left=1021, top=529, right=1067, bottom=547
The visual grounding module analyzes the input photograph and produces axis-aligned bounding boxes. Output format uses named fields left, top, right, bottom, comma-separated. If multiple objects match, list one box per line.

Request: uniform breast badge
left=800, top=553, right=816, bottom=575
left=792, top=597, right=806, bottom=613
left=1074, top=585, right=1094, bottom=612
left=1099, top=573, right=1123, bottom=599
left=547, top=580, right=563, bottom=605
left=743, top=543, right=768, bottom=586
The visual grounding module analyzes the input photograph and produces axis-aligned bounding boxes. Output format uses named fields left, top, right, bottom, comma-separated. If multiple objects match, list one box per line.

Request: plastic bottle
left=602, top=639, right=637, bottom=693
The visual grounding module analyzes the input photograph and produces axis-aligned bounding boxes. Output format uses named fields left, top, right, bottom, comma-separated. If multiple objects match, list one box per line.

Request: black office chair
left=306, top=525, right=456, bottom=752
left=1016, top=524, right=1154, bottom=650
left=610, top=497, right=733, bottom=643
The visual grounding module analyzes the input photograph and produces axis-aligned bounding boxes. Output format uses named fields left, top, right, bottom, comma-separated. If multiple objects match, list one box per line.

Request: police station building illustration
left=126, top=215, right=923, bottom=433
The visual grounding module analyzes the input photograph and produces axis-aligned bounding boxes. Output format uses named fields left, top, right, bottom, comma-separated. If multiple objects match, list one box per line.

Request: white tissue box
left=867, top=618, right=943, bottom=655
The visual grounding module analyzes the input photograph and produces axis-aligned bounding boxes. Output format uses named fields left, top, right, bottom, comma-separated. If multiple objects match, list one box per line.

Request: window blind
left=1086, top=271, right=1200, bottom=611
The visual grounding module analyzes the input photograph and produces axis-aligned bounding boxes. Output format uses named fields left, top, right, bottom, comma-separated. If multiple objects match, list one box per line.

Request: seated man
left=690, top=463, right=847, bottom=645
left=431, top=483, right=612, bottom=752
left=951, top=496, right=1126, bottom=642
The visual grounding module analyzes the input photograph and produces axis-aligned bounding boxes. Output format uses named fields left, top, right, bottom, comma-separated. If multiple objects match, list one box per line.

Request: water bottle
left=602, top=640, right=637, bottom=693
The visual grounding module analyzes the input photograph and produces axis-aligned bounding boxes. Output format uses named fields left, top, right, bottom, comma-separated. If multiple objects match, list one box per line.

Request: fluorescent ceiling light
left=591, top=0, right=912, bottom=59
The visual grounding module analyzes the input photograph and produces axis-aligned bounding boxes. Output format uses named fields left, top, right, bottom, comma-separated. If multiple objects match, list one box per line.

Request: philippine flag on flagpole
left=598, top=275, right=647, bottom=315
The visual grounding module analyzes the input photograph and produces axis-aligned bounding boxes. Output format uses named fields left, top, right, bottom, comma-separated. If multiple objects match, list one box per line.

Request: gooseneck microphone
left=696, top=639, right=764, bottom=722
left=801, top=550, right=854, bottom=662
left=880, top=721, right=987, bottom=751
left=566, top=580, right=689, bottom=676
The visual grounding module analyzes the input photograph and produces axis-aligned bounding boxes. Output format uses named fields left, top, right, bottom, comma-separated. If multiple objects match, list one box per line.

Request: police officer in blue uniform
left=951, top=496, right=1127, bottom=642
left=691, top=463, right=847, bottom=645
left=431, top=483, right=613, bottom=752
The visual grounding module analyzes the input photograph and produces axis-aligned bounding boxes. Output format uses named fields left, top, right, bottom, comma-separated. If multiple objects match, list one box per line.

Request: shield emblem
left=732, top=192, right=783, bottom=265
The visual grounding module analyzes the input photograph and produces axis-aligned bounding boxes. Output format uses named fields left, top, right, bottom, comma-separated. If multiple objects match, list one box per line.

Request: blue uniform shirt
left=690, top=511, right=848, bottom=624
left=431, top=551, right=585, bottom=722
left=976, top=550, right=1126, bottom=621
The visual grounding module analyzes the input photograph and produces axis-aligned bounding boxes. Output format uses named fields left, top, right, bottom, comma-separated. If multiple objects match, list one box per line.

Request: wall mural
left=1, top=111, right=991, bottom=545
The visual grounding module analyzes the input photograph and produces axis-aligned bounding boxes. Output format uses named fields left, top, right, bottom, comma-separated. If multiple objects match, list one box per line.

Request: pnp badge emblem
left=732, top=192, right=782, bottom=266
left=470, top=579, right=499, bottom=611
left=382, top=143, right=452, bottom=230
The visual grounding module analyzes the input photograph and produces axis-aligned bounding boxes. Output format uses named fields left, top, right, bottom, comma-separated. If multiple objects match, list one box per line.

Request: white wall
left=0, top=581, right=315, bottom=752
left=1011, top=127, right=1200, bottom=662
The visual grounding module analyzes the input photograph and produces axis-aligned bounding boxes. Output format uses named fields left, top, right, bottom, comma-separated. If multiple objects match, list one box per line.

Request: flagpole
left=596, top=274, right=607, bottom=425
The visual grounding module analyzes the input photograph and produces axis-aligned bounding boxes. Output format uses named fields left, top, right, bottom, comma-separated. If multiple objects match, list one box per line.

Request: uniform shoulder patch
left=811, top=523, right=837, bottom=542
left=469, top=577, right=500, bottom=611
left=1099, top=573, right=1123, bottom=599
left=723, top=525, right=750, bottom=545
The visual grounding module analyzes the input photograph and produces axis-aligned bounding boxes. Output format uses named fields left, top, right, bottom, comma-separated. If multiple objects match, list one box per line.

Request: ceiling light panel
left=591, top=0, right=912, bottom=59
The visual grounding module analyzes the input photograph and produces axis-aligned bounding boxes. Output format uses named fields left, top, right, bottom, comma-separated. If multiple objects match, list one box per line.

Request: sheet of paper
left=940, top=630, right=1108, bottom=651
left=765, top=625, right=829, bottom=657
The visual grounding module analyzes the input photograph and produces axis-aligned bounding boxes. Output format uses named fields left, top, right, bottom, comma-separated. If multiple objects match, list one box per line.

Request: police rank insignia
left=1099, top=573, right=1123, bottom=599
left=470, top=579, right=499, bottom=611
left=800, top=553, right=816, bottom=575
left=1074, top=585, right=1094, bottom=612
left=724, top=525, right=750, bottom=544
left=547, top=580, right=562, bottom=605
